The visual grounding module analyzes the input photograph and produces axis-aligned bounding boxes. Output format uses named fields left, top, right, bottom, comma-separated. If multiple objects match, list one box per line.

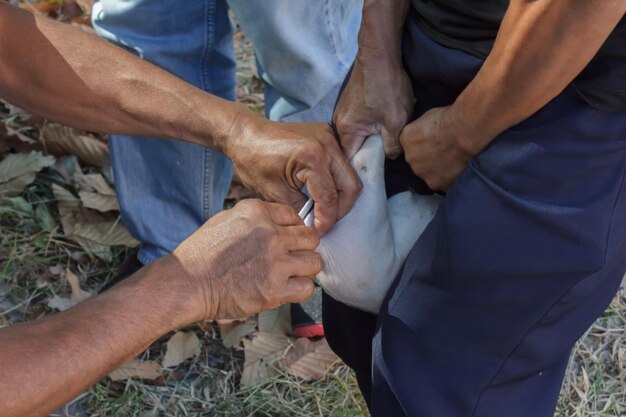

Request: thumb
left=338, top=131, right=368, bottom=160
left=381, top=126, right=403, bottom=159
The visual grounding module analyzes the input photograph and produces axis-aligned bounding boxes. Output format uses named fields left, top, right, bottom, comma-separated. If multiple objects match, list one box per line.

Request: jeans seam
left=201, top=0, right=216, bottom=92
left=203, top=149, right=213, bottom=220
left=201, top=0, right=216, bottom=220
left=323, top=0, right=349, bottom=71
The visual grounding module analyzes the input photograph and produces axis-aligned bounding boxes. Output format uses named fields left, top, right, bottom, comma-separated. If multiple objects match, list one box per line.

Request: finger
left=340, top=133, right=367, bottom=159
left=327, top=140, right=362, bottom=220
left=381, top=126, right=403, bottom=159
left=304, top=168, right=338, bottom=236
left=280, top=276, right=315, bottom=304
left=285, top=250, right=324, bottom=278
left=282, top=225, right=320, bottom=251
left=264, top=202, right=304, bottom=226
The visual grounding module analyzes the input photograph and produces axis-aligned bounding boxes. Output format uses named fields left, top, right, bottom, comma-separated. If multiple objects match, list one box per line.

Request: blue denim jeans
left=93, top=0, right=360, bottom=264
left=228, top=0, right=361, bottom=122
left=92, top=0, right=236, bottom=264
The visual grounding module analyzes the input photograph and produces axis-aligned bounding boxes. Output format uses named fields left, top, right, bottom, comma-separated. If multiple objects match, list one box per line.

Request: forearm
left=451, top=0, right=626, bottom=154
left=358, top=0, right=410, bottom=57
left=0, top=4, right=251, bottom=152
left=0, top=255, right=194, bottom=417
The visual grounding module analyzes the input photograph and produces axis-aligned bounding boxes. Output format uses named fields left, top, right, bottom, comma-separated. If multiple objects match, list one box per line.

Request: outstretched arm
left=0, top=200, right=322, bottom=417
left=0, top=4, right=361, bottom=234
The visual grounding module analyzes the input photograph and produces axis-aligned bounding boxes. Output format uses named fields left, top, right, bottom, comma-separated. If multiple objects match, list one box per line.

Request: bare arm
left=333, top=0, right=414, bottom=158
left=0, top=200, right=322, bottom=417
left=0, top=3, right=241, bottom=149
left=400, top=0, right=626, bottom=190
left=0, top=4, right=360, bottom=234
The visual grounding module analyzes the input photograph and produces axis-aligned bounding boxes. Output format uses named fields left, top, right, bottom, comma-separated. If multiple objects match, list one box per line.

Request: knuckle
left=300, top=142, right=325, bottom=164
left=236, top=198, right=265, bottom=215
left=284, top=205, right=300, bottom=220
left=317, top=187, right=338, bottom=205
left=310, top=230, right=321, bottom=248
left=424, top=175, right=442, bottom=191
left=292, top=281, right=315, bottom=304
left=313, top=253, right=324, bottom=272
left=301, top=281, right=315, bottom=300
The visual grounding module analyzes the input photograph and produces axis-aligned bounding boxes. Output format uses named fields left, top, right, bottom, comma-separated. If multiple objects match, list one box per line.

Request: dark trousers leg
left=368, top=16, right=626, bottom=417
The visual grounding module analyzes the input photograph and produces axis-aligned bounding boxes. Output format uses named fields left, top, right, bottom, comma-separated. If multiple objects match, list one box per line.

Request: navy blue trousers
left=324, top=11, right=626, bottom=417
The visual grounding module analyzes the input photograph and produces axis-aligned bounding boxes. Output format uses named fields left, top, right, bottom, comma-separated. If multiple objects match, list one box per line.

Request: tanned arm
left=0, top=3, right=239, bottom=149
left=333, top=0, right=414, bottom=158
left=0, top=4, right=360, bottom=234
left=0, top=200, right=322, bottom=417
left=400, top=0, right=626, bottom=190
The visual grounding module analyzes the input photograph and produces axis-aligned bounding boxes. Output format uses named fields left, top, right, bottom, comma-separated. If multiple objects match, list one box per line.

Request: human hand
left=172, top=199, right=323, bottom=321
left=225, top=117, right=361, bottom=235
left=333, top=48, right=414, bottom=159
left=399, top=106, right=475, bottom=191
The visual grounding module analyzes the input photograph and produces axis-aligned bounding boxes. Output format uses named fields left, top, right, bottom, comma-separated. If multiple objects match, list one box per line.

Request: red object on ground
left=292, top=323, right=325, bottom=338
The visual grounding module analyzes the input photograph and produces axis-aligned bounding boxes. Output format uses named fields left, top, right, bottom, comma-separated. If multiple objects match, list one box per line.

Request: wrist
left=447, top=94, right=504, bottom=157
left=124, top=255, right=205, bottom=329
left=180, top=90, right=258, bottom=156
left=358, top=0, right=410, bottom=56
left=219, top=107, right=264, bottom=162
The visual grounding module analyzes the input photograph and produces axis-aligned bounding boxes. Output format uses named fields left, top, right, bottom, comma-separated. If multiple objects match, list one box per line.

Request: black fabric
left=322, top=292, right=378, bottom=405
left=411, top=0, right=626, bottom=111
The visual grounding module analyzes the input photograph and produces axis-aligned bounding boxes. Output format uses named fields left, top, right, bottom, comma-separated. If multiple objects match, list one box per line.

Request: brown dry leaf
left=75, top=172, right=119, bottom=212
left=52, top=184, right=138, bottom=260
left=162, top=331, right=201, bottom=368
left=258, top=304, right=291, bottom=335
left=241, top=332, right=291, bottom=387
left=109, top=359, right=161, bottom=381
left=52, top=183, right=81, bottom=236
left=66, top=269, right=91, bottom=304
left=0, top=151, right=55, bottom=196
left=42, top=124, right=108, bottom=167
left=278, top=337, right=338, bottom=381
left=75, top=173, right=115, bottom=195
left=72, top=220, right=139, bottom=247
left=78, top=191, right=119, bottom=212
left=46, top=268, right=91, bottom=311
left=218, top=318, right=256, bottom=348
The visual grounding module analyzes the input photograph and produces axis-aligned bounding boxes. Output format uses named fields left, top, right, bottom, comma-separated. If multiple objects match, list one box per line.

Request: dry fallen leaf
left=42, top=124, right=108, bottom=167
left=66, top=269, right=91, bottom=304
left=78, top=191, right=119, bottom=212
left=0, top=151, right=55, bottom=196
left=109, top=359, right=161, bottom=381
left=241, top=332, right=291, bottom=387
left=278, top=337, right=338, bottom=381
left=218, top=318, right=256, bottom=348
left=52, top=183, right=138, bottom=260
left=47, top=296, right=73, bottom=312
left=162, top=331, right=201, bottom=368
left=258, top=303, right=291, bottom=335
left=75, top=172, right=115, bottom=195
left=47, top=268, right=91, bottom=311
